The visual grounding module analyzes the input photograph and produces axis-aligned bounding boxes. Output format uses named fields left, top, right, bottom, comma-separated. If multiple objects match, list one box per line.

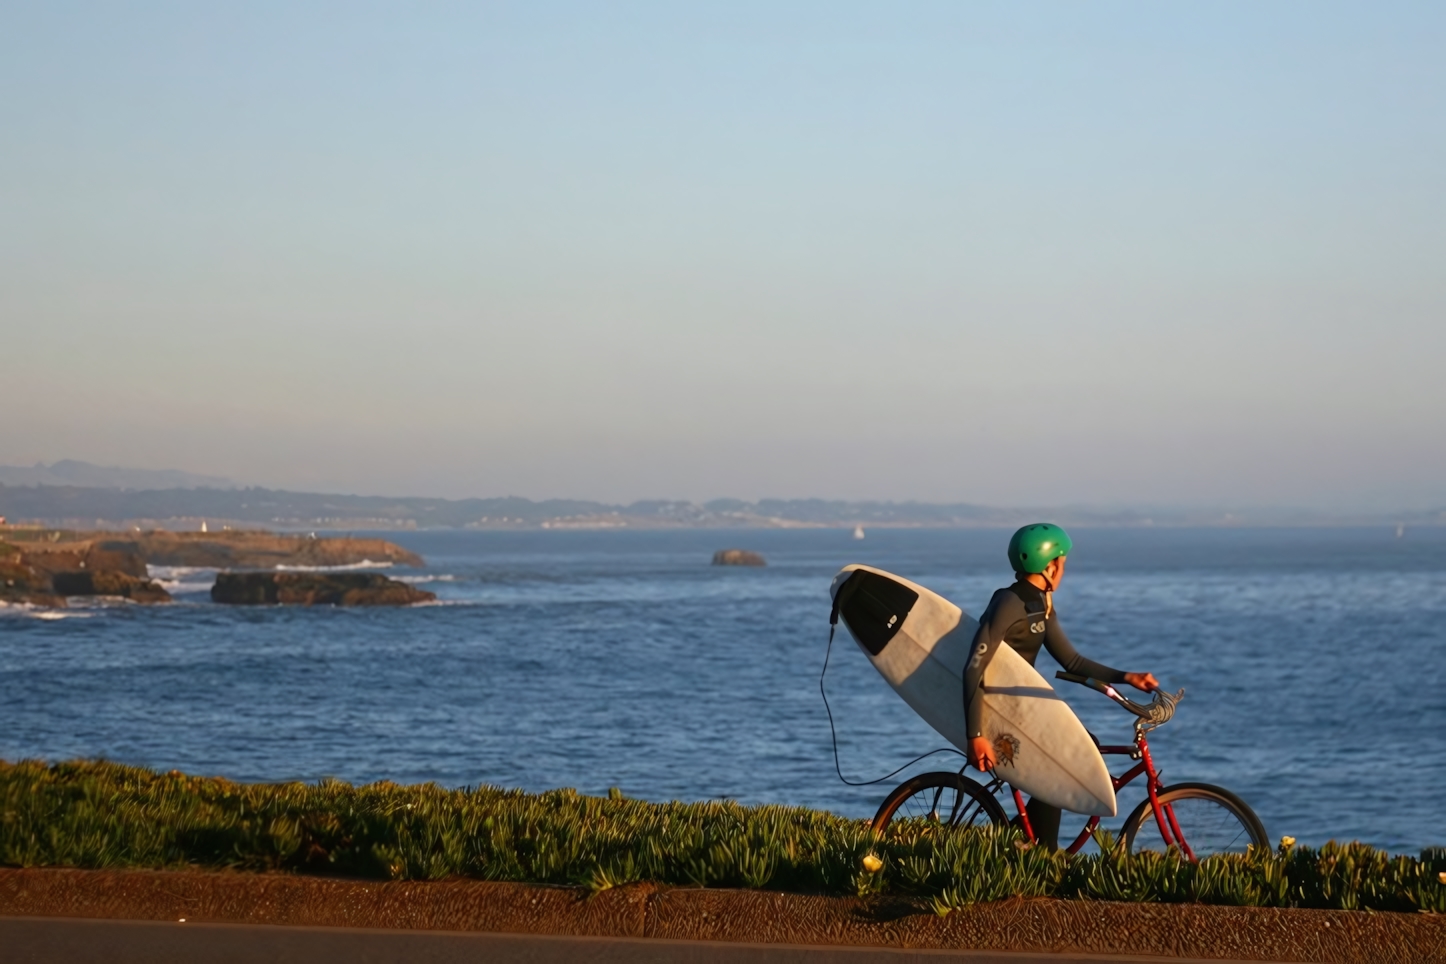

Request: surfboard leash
left=821, top=603, right=965, bottom=788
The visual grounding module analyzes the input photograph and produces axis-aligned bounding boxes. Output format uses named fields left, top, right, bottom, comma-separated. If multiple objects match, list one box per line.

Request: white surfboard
left=829, top=564, right=1116, bottom=817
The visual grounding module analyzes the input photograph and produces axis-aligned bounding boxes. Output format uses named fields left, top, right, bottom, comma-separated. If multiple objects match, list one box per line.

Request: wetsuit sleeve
left=1042, top=614, right=1126, bottom=684
left=963, top=590, right=1026, bottom=739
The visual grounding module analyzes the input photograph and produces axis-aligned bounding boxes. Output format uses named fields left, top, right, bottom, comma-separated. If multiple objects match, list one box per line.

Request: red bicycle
left=871, top=672, right=1269, bottom=858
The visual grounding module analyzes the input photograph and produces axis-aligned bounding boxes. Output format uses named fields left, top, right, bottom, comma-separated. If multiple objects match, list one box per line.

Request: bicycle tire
left=1122, top=782, right=1268, bottom=857
left=871, top=771, right=1009, bottom=834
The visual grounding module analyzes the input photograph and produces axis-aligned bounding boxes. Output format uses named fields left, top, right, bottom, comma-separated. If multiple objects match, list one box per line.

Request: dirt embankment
left=0, top=530, right=422, bottom=607
left=0, top=869, right=1441, bottom=963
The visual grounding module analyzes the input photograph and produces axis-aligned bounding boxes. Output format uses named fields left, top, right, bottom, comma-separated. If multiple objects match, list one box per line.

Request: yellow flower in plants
left=861, top=854, right=883, bottom=874
left=1279, top=836, right=1296, bottom=848
left=1439, top=871, right=1446, bottom=885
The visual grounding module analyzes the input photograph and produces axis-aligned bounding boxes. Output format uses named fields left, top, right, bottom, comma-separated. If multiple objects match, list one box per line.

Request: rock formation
left=0, top=529, right=430, bottom=607
left=0, top=529, right=429, bottom=608
left=0, top=539, right=169, bottom=606
left=1, top=529, right=423, bottom=570
left=50, top=570, right=171, bottom=604
left=211, top=572, right=435, bottom=607
left=712, top=549, right=767, bottom=567
left=0, top=547, right=65, bottom=607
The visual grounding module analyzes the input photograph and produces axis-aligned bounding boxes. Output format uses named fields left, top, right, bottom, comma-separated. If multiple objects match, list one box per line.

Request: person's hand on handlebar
left=1123, top=672, right=1159, bottom=692
left=968, top=736, right=996, bottom=771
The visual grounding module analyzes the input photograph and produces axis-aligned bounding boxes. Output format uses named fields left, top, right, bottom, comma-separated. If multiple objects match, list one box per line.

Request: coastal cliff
left=0, top=548, right=66, bottom=608
left=3, top=529, right=422, bottom=569
left=0, top=529, right=422, bottom=607
left=1, top=539, right=169, bottom=607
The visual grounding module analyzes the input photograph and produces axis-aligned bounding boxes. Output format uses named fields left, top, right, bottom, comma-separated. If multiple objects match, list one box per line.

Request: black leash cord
left=819, top=621, right=965, bottom=787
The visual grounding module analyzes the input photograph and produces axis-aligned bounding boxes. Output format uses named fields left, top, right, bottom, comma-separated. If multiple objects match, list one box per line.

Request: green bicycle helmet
left=1007, top=523, right=1073, bottom=574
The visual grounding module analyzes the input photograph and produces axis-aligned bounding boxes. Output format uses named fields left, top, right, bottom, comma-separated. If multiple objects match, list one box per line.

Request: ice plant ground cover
left=1, top=761, right=1442, bottom=914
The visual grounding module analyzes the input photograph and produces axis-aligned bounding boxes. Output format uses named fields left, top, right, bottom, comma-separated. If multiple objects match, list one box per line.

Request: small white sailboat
left=852, top=525, right=865, bottom=540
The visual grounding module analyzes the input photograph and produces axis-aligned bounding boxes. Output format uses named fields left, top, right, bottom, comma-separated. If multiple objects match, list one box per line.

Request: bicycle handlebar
left=1055, top=671, right=1185, bottom=727
left=1055, top=671, right=1114, bottom=695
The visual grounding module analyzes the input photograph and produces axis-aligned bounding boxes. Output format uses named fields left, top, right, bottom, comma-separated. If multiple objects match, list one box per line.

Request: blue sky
left=2, top=2, right=1443, bottom=508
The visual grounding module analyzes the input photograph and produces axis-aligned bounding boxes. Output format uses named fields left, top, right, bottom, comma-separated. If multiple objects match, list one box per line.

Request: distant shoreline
left=1, top=481, right=1441, bottom=532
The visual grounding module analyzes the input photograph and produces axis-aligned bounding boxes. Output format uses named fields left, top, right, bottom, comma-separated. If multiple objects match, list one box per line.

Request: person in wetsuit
left=963, top=523, right=1159, bottom=849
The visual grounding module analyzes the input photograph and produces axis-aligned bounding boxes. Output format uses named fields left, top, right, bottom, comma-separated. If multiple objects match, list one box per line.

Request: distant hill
left=0, top=482, right=1438, bottom=530
left=0, top=485, right=995, bottom=529
left=0, top=460, right=233, bottom=490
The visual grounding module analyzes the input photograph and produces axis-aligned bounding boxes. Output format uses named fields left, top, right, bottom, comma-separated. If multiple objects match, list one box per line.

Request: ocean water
left=1, top=527, right=1442, bottom=854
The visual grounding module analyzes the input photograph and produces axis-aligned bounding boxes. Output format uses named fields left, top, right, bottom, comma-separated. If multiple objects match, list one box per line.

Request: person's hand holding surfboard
left=967, top=736, right=999, bottom=771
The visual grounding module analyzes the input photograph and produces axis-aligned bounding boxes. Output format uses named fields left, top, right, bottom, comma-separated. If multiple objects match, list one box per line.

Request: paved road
left=0, top=917, right=1259, bottom=964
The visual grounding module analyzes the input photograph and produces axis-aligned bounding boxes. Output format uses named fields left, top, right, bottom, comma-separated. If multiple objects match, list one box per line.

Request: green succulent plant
left=0, top=760, right=1439, bottom=914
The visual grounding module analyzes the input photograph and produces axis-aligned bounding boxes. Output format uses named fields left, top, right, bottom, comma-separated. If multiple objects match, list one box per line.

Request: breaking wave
left=273, top=560, right=395, bottom=572
left=0, top=603, right=92, bottom=620
left=147, top=565, right=220, bottom=594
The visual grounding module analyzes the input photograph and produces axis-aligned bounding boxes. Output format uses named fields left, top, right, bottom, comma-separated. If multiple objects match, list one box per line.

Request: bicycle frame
left=920, top=674, right=1204, bottom=858
left=1009, top=672, right=1196, bottom=859
left=991, top=728, right=1197, bottom=859
left=1059, top=728, right=1196, bottom=859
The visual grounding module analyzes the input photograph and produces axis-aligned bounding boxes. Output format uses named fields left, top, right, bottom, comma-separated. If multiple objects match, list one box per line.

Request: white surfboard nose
left=828, top=566, right=860, bottom=601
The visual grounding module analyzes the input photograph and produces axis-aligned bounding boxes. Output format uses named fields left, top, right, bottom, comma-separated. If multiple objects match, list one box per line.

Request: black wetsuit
left=963, top=578, right=1126, bottom=848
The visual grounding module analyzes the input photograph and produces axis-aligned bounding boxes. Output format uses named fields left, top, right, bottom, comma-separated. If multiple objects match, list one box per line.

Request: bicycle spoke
left=945, top=788, right=965, bottom=825
left=1139, top=795, right=1253, bottom=856
left=879, top=776, right=1004, bottom=833
left=953, top=801, right=984, bottom=828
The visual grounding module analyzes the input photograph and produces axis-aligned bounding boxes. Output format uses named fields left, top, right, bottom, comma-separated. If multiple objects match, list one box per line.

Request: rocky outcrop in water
left=50, top=570, right=171, bottom=604
left=0, top=539, right=168, bottom=606
left=0, top=550, right=65, bottom=607
left=19, top=541, right=149, bottom=580
left=211, top=572, right=435, bottom=606
left=1, top=530, right=423, bottom=570
left=712, top=549, right=766, bottom=567
left=134, top=532, right=423, bottom=569
left=0, top=529, right=426, bottom=607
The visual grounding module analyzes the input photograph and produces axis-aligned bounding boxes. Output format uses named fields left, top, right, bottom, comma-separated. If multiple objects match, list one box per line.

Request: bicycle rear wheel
left=1123, top=782, right=1268, bottom=857
left=871, top=771, right=1008, bottom=834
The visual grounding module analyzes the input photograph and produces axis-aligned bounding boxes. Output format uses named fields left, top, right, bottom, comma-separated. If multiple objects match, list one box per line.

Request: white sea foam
left=1, top=600, right=92, bottom=618
left=147, top=565, right=217, bottom=579
left=147, top=565, right=220, bottom=594
left=64, top=596, right=134, bottom=609
left=160, top=581, right=216, bottom=594
left=394, top=574, right=456, bottom=584
left=273, top=560, right=395, bottom=572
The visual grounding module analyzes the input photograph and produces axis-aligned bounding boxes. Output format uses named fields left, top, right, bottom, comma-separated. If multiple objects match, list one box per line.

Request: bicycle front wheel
left=871, top=772, right=1008, bottom=834
left=1123, top=782, right=1268, bottom=857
